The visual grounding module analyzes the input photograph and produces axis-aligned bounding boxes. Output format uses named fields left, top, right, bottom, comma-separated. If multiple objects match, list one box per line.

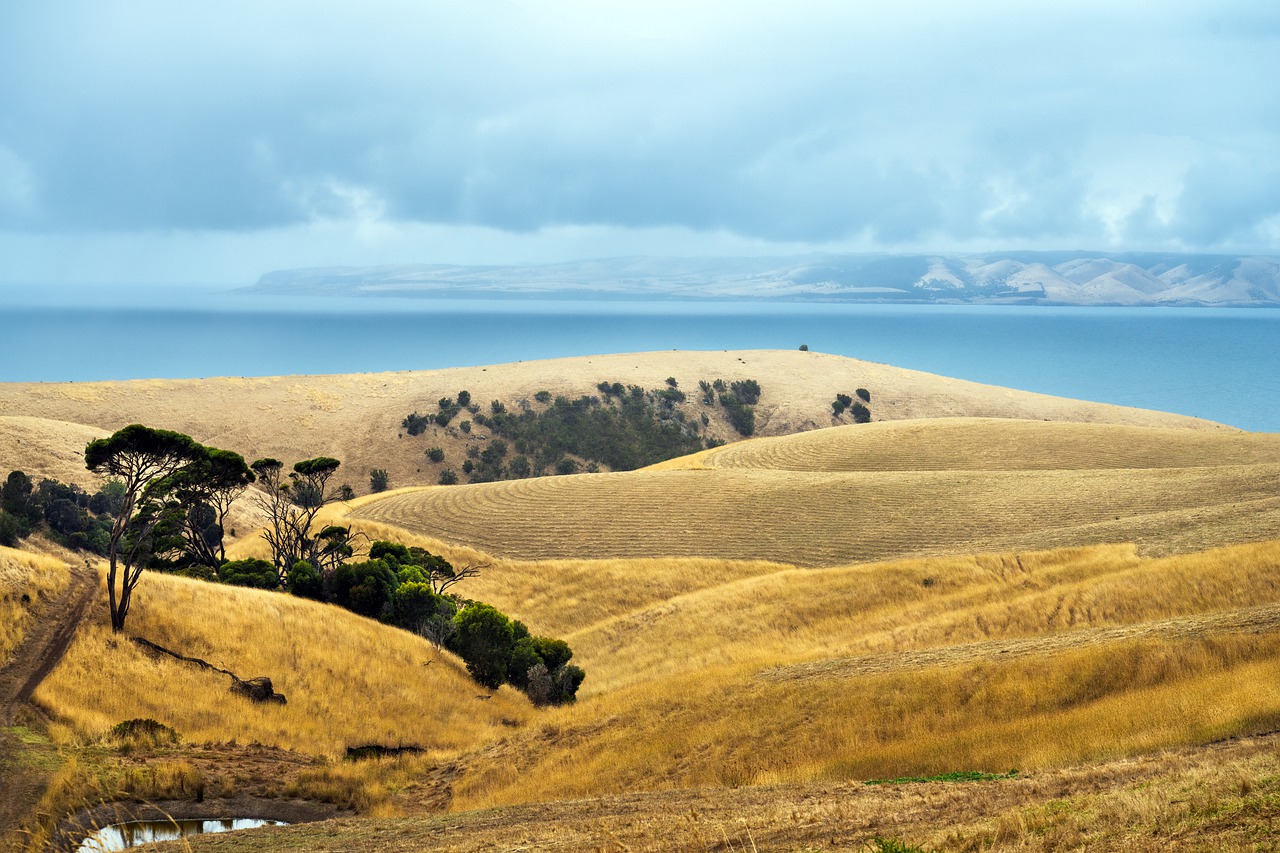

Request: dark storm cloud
left=1, top=0, right=1278, bottom=257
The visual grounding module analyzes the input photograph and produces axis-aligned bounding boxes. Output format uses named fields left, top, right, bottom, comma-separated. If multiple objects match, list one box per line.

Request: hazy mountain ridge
left=249, top=253, right=1280, bottom=306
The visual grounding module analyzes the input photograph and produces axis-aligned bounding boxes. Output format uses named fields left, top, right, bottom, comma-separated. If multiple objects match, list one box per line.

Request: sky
left=1, top=1, right=1278, bottom=285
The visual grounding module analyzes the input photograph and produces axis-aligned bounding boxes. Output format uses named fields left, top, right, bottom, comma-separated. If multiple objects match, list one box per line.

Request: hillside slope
left=352, top=419, right=1280, bottom=566
left=0, top=350, right=1227, bottom=498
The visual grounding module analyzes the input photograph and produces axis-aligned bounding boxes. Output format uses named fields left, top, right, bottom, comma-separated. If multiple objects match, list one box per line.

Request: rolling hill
left=0, top=350, right=1226, bottom=502
left=352, top=419, right=1280, bottom=566
left=4, top=351, right=1280, bottom=851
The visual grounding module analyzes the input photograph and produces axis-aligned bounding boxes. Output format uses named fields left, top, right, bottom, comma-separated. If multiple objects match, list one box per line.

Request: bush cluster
left=832, top=390, right=873, bottom=423
left=477, top=384, right=706, bottom=474
left=0, top=470, right=122, bottom=552
left=278, top=539, right=584, bottom=704
left=451, top=602, right=585, bottom=704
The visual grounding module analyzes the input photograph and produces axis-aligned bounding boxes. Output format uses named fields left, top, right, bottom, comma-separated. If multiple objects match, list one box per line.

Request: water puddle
left=75, top=818, right=287, bottom=851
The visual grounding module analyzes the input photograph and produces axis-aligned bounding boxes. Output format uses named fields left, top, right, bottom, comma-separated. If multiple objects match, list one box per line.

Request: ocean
left=2, top=285, right=1278, bottom=432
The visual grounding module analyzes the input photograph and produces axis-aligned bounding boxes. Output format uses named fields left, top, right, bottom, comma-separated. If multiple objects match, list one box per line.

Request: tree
left=165, top=448, right=254, bottom=569
left=251, top=456, right=343, bottom=585
left=369, top=540, right=483, bottom=596
left=451, top=603, right=516, bottom=689
left=332, top=558, right=397, bottom=619
left=85, top=424, right=206, bottom=631
left=370, top=468, right=390, bottom=493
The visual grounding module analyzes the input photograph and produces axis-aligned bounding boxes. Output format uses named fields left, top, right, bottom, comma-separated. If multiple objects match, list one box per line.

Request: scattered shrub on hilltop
left=476, top=381, right=712, bottom=473
left=719, top=391, right=756, bottom=437
left=402, top=412, right=430, bottom=436
left=832, top=390, right=873, bottom=423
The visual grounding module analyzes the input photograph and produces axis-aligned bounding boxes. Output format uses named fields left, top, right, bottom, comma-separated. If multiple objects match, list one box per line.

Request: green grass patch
left=864, top=769, right=1018, bottom=785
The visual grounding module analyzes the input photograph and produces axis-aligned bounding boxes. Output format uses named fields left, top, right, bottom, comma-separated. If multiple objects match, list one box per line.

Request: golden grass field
left=0, top=545, right=69, bottom=667
left=35, top=568, right=532, bottom=758
left=0, top=350, right=1228, bottom=499
left=3, top=352, right=1280, bottom=850
left=352, top=418, right=1280, bottom=566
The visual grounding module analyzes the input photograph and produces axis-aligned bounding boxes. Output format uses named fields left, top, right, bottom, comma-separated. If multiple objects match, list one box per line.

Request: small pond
left=75, top=818, right=287, bottom=851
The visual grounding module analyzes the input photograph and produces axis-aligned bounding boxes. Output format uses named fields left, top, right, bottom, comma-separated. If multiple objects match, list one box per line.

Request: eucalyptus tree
left=84, top=424, right=206, bottom=631
left=251, top=456, right=344, bottom=585
left=165, top=448, right=255, bottom=568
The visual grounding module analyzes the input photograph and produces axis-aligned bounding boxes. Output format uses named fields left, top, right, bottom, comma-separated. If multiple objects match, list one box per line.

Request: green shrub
left=451, top=603, right=516, bottom=690
left=401, top=413, right=430, bottom=436
left=369, top=468, right=389, bottom=493
left=438, top=469, right=459, bottom=485
left=534, top=390, right=552, bottom=404
left=426, top=447, right=445, bottom=463
left=332, top=559, right=397, bottom=619
left=719, top=393, right=756, bottom=436
left=850, top=402, right=871, bottom=423
left=287, top=559, right=325, bottom=600
left=729, top=379, right=761, bottom=405
left=218, top=558, right=278, bottom=589
left=856, top=388, right=871, bottom=403
left=456, top=390, right=471, bottom=408
left=388, top=581, right=454, bottom=633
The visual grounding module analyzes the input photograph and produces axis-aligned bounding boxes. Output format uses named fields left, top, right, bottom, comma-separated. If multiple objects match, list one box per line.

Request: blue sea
left=2, top=285, right=1278, bottom=432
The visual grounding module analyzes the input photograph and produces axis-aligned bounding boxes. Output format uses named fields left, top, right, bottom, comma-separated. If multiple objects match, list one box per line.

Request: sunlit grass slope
left=699, top=417, right=1280, bottom=472
left=444, top=540, right=1280, bottom=810
left=351, top=419, right=1280, bottom=566
left=36, top=569, right=532, bottom=757
left=0, top=544, right=70, bottom=666
left=0, top=350, right=1229, bottom=500
left=0, top=416, right=108, bottom=487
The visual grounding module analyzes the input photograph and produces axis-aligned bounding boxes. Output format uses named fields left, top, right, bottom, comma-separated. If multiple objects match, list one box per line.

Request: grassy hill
left=352, top=419, right=1280, bottom=565
left=0, top=350, right=1228, bottom=499
left=4, top=353, right=1279, bottom=850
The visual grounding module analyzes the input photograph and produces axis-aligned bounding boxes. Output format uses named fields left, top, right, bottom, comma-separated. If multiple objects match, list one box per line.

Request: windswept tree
left=164, top=448, right=255, bottom=569
left=85, top=424, right=206, bottom=631
left=251, top=456, right=344, bottom=585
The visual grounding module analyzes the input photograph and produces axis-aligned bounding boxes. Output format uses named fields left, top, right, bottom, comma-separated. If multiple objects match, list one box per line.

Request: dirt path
left=759, top=602, right=1280, bottom=683
left=0, top=561, right=97, bottom=848
left=0, top=561, right=96, bottom=723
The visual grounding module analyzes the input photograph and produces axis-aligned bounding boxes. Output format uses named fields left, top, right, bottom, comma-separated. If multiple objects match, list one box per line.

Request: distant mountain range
left=248, top=253, right=1280, bottom=306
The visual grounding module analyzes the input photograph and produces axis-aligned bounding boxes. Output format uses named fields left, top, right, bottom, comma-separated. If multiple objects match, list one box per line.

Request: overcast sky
left=1, top=1, right=1278, bottom=285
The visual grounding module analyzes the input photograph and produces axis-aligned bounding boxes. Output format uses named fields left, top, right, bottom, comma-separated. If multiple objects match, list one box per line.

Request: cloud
left=0, top=0, right=1278, bottom=279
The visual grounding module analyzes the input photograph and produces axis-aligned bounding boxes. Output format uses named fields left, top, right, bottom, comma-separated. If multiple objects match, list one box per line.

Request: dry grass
left=451, top=629, right=1280, bottom=811
left=351, top=417, right=1280, bottom=569
left=0, top=545, right=71, bottom=666
left=9, top=357, right=1276, bottom=848
left=0, top=350, right=1224, bottom=504
left=0, top=416, right=108, bottom=487
left=701, top=417, right=1280, bottom=472
left=435, top=537, right=1280, bottom=812
left=35, top=568, right=532, bottom=758
left=132, top=732, right=1280, bottom=851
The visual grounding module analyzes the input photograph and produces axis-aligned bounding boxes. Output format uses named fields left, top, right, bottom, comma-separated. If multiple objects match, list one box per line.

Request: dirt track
left=0, top=561, right=97, bottom=847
